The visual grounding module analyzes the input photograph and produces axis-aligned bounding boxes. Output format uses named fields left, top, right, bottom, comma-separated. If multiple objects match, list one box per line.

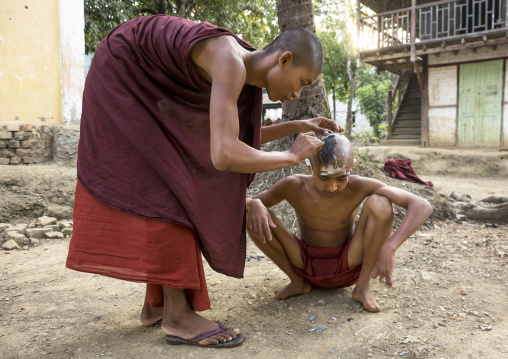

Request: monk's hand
left=246, top=198, right=276, bottom=243
left=288, top=132, right=324, bottom=164
left=370, top=245, right=396, bottom=288
left=300, top=117, right=343, bottom=136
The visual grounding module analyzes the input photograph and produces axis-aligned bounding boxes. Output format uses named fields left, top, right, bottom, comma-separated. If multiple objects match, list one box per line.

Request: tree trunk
left=272, top=0, right=331, bottom=152
left=332, top=86, right=336, bottom=122
left=344, top=45, right=359, bottom=140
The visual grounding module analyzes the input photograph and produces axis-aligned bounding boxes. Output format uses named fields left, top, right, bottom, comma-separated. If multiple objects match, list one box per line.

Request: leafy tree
left=85, top=0, right=278, bottom=54
left=356, top=67, right=391, bottom=139
left=318, top=30, right=353, bottom=122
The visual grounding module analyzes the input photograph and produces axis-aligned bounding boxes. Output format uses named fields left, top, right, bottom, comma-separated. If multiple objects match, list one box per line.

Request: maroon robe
left=76, top=15, right=262, bottom=278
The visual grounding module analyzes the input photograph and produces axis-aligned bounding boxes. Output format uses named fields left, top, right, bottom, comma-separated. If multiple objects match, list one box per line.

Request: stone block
left=47, top=205, right=73, bottom=220
left=0, top=131, right=12, bottom=140
left=45, top=231, right=64, bottom=239
left=16, top=149, right=35, bottom=157
left=58, top=220, right=72, bottom=229
left=41, top=125, right=51, bottom=133
left=2, top=239, right=19, bottom=250
left=36, top=216, right=57, bottom=227
left=7, top=140, right=20, bottom=149
left=2, top=123, right=20, bottom=132
left=0, top=158, right=9, bottom=165
left=30, top=238, right=40, bottom=245
left=20, top=124, right=33, bottom=132
left=0, top=141, right=6, bottom=149
left=22, top=157, right=34, bottom=164
left=9, top=157, right=21, bottom=165
left=61, top=228, right=73, bottom=236
left=0, top=149, right=15, bottom=157
left=5, top=231, right=29, bottom=245
left=26, top=227, right=52, bottom=239
left=0, top=224, right=11, bottom=233
left=8, top=223, right=28, bottom=235
left=21, top=140, right=31, bottom=148
left=14, top=132, right=31, bottom=141
left=43, top=225, right=60, bottom=232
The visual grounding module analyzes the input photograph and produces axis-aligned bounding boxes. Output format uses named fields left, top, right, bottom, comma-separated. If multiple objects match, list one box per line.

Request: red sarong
left=292, top=235, right=362, bottom=289
left=66, top=181, right=210, bottom=311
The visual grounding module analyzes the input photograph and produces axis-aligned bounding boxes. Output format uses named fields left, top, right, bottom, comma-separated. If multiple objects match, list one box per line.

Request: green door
left=458, top=60, right=503, bottom=147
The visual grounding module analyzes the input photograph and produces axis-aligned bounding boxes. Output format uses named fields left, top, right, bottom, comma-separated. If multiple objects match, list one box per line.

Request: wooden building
left=357, top=0, right=508, bottom=148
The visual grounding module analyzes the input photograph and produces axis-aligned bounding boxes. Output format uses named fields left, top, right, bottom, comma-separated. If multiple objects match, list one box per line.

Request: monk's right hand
left=288, top=132, right=324, bottom=165
left=246, top=198, right=276, bottom=243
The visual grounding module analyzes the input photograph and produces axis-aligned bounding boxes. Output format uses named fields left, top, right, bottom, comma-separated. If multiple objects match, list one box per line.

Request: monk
left=246, top=134, right=433, bottom=312
left=66, top=15, right=341, bottom=348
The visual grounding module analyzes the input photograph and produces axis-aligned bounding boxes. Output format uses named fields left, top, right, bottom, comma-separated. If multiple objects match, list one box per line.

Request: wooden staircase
left=389, top=73, right=421, bottom=142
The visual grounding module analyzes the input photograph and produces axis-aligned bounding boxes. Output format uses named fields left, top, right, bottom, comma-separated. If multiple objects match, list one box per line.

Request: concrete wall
left=428, top=65, right=457, bottom=147
left=504, top=60, right=508, bottom=148
left=0, top=0, right=84, bottom=126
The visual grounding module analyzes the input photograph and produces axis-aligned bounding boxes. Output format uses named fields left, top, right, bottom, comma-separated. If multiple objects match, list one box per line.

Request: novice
left=246, top=134, right=432, bottom=312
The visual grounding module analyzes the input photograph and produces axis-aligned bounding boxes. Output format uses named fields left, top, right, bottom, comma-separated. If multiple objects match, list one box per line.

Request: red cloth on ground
left=291, top=235, right=362, bottom=289
left=384, top=158, right=433, bottom=187
left=76, top=15, right=262, bottom=278
left=66, top=181, right=210, bottom=311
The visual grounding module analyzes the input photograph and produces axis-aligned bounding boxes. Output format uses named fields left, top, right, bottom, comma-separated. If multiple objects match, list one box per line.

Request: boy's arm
left=357, top=178, right=433, bottom=287
left=260, top=118, right=343, bottom=144
left=246, top=177, right=295, bottom=243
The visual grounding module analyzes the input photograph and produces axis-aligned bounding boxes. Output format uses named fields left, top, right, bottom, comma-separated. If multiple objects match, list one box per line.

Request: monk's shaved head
left=263, top=28, right=323, bottom=72
left=314, top=133, right=354, bottom=169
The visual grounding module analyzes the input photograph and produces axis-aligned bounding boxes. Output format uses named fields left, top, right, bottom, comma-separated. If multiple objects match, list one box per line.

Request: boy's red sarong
left=292, top=235, right=362, bottom=289
left=66, top=181, right=210, bottom=311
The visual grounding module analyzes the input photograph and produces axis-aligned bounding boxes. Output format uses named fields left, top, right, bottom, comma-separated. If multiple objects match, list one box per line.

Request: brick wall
left=0, top=123, right=53, bottom=165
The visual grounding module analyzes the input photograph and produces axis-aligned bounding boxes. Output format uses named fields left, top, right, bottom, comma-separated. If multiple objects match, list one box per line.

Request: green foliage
left=318, top=30, right=353, bottom=103
left=84, top=0, right=278, bottom=54
left=356, top=66, right=391, bottom=139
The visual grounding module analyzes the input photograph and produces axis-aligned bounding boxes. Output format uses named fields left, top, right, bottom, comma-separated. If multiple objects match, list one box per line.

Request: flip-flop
left=151, top=319, right=162, bottom=328
left=165, top=322, right=243, bottom=348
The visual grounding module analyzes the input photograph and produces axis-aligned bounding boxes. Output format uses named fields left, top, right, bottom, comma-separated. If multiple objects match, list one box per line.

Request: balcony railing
left=359, top=0, right=508, bottom=52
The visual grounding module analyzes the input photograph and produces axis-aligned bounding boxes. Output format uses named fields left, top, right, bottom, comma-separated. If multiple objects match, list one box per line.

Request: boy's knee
left=365, top=194, right=393, bottom=221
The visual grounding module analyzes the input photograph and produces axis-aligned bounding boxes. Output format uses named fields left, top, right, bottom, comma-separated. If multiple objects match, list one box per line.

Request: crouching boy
left=246, top=134, right=432, bottom=312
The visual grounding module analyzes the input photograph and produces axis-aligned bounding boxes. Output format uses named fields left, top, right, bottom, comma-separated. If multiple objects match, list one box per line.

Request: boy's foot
left=352, top=287, right=381, bottom=312
left=162, top=312, right=241, bottom=346
left=275, top=280, right=312, bottom=300
left=140, top=301, right=163, bottom=327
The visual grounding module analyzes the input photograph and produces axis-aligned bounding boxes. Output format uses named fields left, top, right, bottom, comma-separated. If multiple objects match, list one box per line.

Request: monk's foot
left=275, top=279, right=312, bottom=300
left=162, top=312, right=240, bottom=346
left=352, top=286, right=381, bottom=313
left=140, top=300, right=163, bottom=327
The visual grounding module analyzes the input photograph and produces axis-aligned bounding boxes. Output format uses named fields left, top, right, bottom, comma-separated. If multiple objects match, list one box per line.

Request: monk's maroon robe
left=71, top=15, right=262, bottom=278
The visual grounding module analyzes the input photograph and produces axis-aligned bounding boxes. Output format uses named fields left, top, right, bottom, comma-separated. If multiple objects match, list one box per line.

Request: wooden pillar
left=386, top=90, right=393, bottom=140
left=421, top=55, right=430, bottom=147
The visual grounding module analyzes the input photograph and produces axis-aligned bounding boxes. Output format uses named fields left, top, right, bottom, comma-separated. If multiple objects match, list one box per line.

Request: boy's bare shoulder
left=347, top=175, right=386, bottom=193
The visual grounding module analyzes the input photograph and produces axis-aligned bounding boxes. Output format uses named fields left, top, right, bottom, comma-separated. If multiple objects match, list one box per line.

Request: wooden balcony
left=358, top=0, right=508, bottom=73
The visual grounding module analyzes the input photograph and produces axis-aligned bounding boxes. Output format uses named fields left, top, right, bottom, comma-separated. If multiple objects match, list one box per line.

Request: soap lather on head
left=306, top=133, right=355, bottom=176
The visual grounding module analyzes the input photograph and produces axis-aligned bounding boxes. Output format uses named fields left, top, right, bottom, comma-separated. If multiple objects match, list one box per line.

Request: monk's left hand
left=370, top=246, right=396, bottom=288
left=300, top=117, right=343, bottom=136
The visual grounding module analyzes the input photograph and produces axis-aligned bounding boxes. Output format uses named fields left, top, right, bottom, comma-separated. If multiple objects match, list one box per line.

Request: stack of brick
left=0, top=123, right=53, bottom=165
left=1, top=216, right=73, bottom=250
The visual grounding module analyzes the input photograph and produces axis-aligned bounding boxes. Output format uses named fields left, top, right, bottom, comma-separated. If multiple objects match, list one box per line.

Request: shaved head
left=312, top=133, right=354, bottom=169
left=263, top=28, right=323, bottom=72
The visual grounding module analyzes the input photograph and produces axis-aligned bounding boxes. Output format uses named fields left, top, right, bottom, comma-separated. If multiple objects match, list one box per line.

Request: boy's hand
left=370, top=245, right=396, bottom=288
left=300, top=117, right=344, bottom=136
left=246, top=198, right=276, bottom=243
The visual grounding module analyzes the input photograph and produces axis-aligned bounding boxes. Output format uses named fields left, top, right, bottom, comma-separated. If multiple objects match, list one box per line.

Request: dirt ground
left=1, top=148, right=507, bottom=359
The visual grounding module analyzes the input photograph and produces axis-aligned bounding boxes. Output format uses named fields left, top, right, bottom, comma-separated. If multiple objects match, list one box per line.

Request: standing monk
left=66, top=15, right=339, bottom=348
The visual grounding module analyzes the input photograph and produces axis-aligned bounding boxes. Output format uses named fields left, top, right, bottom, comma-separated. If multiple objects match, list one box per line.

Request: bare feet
left=162, top=312, right=240, bottom=345
left=352, top=286, right=381, bottom=312
left=140, top=301, right=163, bottom=327
left=275, top=279, right=312, bottom=300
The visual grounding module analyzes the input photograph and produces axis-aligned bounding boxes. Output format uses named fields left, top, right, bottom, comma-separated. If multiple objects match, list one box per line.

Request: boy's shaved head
left=263, top=28, right=323, bottom=73
left=315, top=133, right=354, bottom=168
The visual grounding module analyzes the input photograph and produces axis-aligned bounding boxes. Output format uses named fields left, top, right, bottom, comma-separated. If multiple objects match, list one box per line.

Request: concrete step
left=379, top=139, right=421, bottom=146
